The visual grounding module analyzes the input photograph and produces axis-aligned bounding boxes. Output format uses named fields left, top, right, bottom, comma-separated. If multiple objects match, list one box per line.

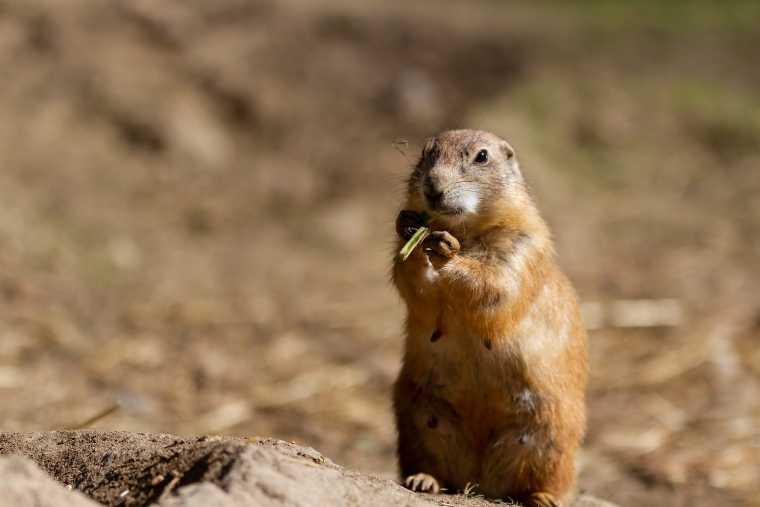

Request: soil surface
left=0, top=431, right=616, bottom=507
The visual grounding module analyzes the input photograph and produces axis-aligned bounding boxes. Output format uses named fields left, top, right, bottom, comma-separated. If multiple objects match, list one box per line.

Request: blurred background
left=1, top=0, right=759, bottom=505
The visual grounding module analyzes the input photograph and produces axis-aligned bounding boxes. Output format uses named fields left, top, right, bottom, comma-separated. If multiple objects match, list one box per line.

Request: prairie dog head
left=407, top=129, right=533, bottom=233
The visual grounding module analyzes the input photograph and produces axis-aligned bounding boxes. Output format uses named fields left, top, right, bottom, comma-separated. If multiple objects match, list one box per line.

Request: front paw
left=423, top=231, right=460, bottom=266
left=396, top=210, right=427, bottom=240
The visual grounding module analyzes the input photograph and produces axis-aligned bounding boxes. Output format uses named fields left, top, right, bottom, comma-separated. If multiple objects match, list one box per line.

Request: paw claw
left=404, top=473, right=440, bottom=494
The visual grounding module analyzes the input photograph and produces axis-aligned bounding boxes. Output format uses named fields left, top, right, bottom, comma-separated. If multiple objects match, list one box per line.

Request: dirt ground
left=0, top=430, right=613, bottom=507
left=0, top=1, right=759, bottom=506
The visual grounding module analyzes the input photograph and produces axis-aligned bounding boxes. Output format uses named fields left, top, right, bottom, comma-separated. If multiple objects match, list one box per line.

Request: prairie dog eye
left=474, top=149, right=488, bottom=164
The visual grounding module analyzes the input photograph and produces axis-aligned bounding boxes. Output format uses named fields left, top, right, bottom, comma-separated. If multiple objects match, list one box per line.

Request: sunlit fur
left=392, top=130, right=588, bottom=507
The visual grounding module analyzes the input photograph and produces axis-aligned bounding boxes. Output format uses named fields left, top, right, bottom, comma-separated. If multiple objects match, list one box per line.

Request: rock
left=0, top=455, right=99, bottom=507
left=0, top=431, right=617, bottom=507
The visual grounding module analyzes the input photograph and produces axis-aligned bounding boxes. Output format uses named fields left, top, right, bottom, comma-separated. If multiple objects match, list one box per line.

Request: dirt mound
left=1, top=432, right=243, bottom=505
left=0, top=431, right=615, bottom=507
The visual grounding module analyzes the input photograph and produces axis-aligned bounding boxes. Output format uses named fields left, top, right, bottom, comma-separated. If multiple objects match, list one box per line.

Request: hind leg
left=393, top=371, right=478, bottom=494
left=396, top=411, right=444, bottom=495
left=478, top=426, right=577, bottom=505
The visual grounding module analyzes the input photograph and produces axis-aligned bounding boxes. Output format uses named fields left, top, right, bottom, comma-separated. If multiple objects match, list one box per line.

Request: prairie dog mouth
left=428, top=193, right=479, bottom=217
left=435, top=207, right=465, bottom=216
left=422, top=182, right=480, bottom=217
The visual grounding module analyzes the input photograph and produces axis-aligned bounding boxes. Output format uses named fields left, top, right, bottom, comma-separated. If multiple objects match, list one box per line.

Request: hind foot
left=523, top=491, right=561, bottom=507
left=404, top=473, right=440, bottom=494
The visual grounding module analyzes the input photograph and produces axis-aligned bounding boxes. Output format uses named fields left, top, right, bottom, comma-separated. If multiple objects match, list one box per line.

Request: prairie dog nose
left=423, top=177, right=443, bottom=206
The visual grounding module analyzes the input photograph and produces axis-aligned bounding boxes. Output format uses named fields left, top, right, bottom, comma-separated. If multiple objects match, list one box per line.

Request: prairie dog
left=392, top=130, right=587, bottom=507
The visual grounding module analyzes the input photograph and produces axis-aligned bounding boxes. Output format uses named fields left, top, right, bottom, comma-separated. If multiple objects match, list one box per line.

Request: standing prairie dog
left=392, top=130, right=587, bottom=507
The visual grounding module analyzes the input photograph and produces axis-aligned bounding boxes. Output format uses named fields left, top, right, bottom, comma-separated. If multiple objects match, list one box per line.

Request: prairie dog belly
left=408, top=321, right=533, bottom=428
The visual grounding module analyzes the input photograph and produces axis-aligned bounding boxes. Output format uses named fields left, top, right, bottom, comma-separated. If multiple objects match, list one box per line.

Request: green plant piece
left=398, top=226, right=430, bottom=262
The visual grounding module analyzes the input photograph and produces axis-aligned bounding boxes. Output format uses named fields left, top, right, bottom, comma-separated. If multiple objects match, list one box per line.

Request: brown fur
left=392, top=130, right=587, bottom=506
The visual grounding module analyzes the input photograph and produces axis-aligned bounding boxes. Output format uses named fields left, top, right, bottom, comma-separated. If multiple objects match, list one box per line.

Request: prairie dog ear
left=500, top=139, right=516, bottom=161
left=500, top=138, right=522, bottom=179
left=421, top=137, right=436, bottom=156
left=417, top=136, right=437, bottom=167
